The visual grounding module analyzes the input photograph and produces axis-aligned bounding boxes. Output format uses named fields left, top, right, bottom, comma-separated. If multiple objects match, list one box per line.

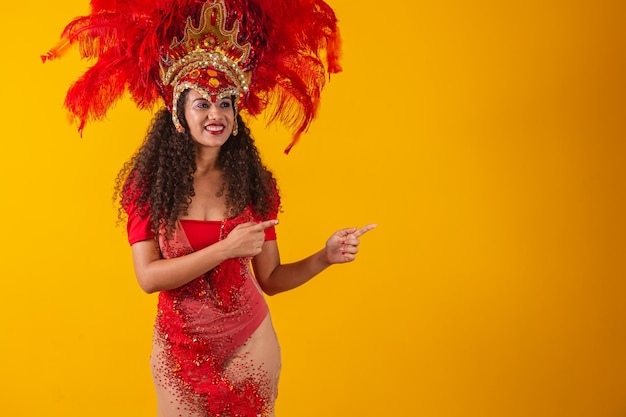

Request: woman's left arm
left=251, top=224, right=376, bottom=296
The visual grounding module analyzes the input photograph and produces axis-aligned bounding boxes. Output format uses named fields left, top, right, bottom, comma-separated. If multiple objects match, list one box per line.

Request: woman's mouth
left=205, top=124, right=225, bottom=134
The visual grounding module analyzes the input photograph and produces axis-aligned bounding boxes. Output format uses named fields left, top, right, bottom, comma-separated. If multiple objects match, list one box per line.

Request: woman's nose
left=207, top=104, right=219, bottom=119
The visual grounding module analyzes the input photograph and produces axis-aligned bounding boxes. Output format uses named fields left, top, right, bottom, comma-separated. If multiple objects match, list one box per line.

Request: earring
left=232, top=119, right=238, bottom=136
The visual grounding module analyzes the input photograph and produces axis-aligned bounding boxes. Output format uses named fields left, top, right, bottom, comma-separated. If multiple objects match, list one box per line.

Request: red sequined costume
left=126, top=198, right=281, bottom=417
left=45, top=1, right=341, bottom=412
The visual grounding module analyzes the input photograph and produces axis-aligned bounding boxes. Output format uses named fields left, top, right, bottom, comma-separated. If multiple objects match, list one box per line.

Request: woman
left=46, top=1, right=374, bottom=415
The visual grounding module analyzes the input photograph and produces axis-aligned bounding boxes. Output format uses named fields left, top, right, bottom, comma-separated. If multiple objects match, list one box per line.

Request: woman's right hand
left=221, top=220, right=278, bottom=258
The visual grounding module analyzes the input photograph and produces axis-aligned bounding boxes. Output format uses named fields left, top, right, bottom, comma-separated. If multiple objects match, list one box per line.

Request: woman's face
left=183, top=89, right=235, bottom=148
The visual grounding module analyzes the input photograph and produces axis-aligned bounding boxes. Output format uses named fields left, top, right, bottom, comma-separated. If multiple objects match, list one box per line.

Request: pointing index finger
left=353, top=224, right=377, bottom=238
left=257, top=219, right=279, bottom=230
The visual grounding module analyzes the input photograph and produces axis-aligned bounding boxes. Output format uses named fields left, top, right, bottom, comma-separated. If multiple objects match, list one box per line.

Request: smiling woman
left=42, top=0, right=375, bottom=416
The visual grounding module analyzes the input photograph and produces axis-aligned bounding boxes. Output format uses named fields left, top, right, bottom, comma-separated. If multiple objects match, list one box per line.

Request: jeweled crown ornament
left=161, top=1, right=252, bottom=131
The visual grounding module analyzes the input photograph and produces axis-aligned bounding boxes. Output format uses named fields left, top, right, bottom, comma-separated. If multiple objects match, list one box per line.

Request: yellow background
left=2, top=1, right=625, bottom=416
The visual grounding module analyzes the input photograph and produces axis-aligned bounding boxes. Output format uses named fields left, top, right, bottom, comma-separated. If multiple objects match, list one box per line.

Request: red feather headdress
left=43, top=0, right=342, bottom=153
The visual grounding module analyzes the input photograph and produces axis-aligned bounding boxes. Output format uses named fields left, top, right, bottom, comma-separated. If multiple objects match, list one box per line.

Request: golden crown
left=159, top=0, right=253, bottom=130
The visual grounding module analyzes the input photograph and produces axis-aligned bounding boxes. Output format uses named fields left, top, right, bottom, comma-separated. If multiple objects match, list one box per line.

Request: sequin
left=188, top=68, right=201, bottom=79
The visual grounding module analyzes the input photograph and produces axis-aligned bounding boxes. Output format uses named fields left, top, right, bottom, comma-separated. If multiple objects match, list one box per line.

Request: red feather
left=44, top=0, right=341, bottom=151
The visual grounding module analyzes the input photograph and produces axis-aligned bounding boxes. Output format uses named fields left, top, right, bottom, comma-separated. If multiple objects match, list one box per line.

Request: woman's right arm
left=131, top=220, right=278, bottom=293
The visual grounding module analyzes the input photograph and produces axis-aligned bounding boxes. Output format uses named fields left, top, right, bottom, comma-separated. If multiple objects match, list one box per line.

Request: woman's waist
left=158, top=277, right=268, bottom=329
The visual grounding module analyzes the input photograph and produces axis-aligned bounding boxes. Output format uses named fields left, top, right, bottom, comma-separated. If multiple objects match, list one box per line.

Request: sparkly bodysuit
left=127, top=204, right=281, bottom=417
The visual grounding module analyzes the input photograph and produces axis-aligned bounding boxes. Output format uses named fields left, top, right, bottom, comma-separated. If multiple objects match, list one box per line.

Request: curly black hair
left=114, top=89, right=279, bottom=239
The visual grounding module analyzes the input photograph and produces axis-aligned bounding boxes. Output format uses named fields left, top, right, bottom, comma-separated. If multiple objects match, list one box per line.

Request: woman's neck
left=194, top=146, right=220, bottom=174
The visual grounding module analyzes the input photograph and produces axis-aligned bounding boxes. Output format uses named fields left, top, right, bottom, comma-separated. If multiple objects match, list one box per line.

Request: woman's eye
left=220, top=101, right=231, bottom=108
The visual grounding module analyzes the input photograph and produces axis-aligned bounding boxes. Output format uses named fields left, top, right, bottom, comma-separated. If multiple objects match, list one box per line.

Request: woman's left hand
left=325, top=224, right=377, bottom=264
